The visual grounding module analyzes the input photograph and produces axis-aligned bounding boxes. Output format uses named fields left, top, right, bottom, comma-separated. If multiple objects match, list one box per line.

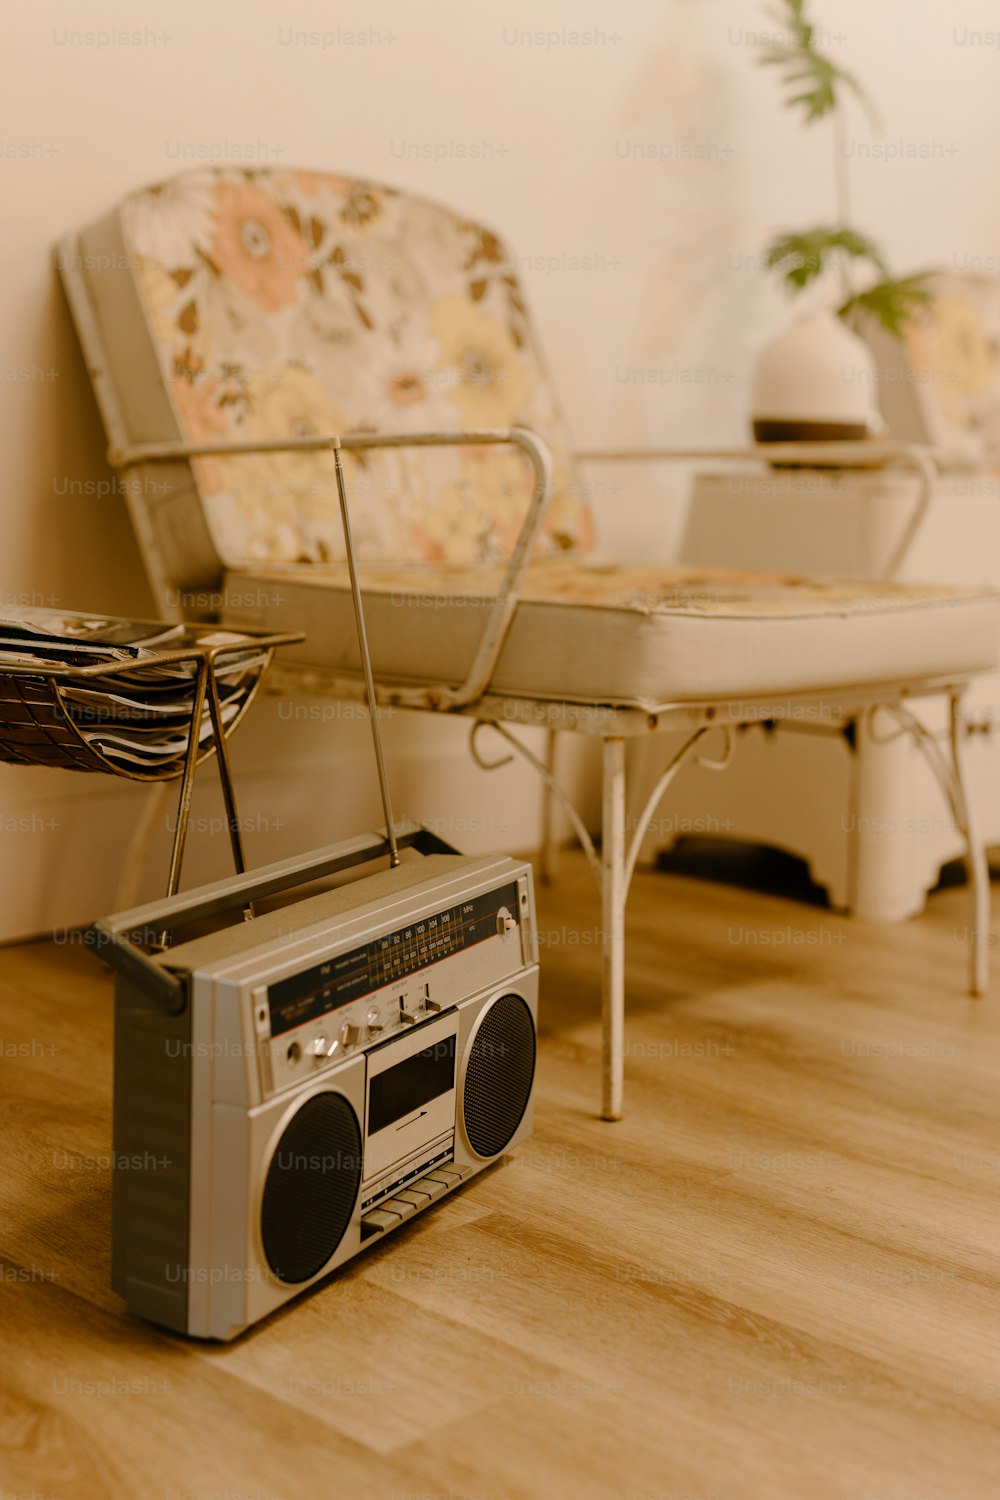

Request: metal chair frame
left=87, top=424, right=984, bottom=1120
left=58, top=228, right=986, bottom=1118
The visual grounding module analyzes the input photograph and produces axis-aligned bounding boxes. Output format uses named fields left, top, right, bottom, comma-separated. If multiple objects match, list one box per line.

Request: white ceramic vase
left=750, top=306, right=884, bottom=442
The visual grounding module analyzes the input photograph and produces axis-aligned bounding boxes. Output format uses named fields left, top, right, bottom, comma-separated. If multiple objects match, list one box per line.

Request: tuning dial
left=497, top=907, right=516, bottom=940
left=339, top=1021, right=360, bottom=1051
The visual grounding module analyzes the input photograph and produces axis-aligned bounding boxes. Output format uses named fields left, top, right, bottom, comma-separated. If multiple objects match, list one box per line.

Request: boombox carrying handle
left=89, top=821, right=457, bottom=1015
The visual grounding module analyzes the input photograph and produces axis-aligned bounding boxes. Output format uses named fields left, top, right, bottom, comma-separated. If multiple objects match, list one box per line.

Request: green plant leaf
left=838, top=273, right=936, bottom=337
left=760, top=0, right=876, bottom=126
left=766, top=227, right=888, bottom=289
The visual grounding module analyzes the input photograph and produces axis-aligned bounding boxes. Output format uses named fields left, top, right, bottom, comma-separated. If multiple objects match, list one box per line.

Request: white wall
left=2, top=0, right=999, bottom=936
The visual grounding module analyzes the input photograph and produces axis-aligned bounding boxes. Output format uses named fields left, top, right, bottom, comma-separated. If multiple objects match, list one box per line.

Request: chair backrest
left=864, top=269, right=1000, bottom=466
left=60, top=168, right=594, bottom=614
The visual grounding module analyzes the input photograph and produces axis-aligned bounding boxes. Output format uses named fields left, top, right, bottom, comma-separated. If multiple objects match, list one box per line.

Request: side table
left=636, top=466, right=1000, bottom=920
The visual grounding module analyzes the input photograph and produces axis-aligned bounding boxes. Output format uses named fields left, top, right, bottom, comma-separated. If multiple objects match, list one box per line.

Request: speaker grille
left=463, top=993, right=535, bottom=1159
left=261, top=1091, right=362, bottom=1285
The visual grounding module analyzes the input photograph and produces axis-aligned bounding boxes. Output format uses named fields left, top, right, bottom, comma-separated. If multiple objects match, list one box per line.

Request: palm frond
left=766, top=227, right=888, bottom=290
left=839, top=274, right=936, bottom=336
left=760, top=0, right=877, bottom=127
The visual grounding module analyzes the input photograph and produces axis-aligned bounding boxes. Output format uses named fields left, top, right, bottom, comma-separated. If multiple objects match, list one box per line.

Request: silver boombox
left=95, top=824, right=537, bottom=1340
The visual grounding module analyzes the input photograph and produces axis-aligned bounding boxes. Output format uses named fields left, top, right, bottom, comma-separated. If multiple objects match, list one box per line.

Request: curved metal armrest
left=573, top=441, right=942, bottom=577
left=110, top=426, right=554, bottom=710
left=338, top=429, right=554, bottom=708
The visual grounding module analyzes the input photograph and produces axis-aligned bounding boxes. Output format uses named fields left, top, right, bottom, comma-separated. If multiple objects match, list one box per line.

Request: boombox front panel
left=228, top=973, right=537, bottom=1340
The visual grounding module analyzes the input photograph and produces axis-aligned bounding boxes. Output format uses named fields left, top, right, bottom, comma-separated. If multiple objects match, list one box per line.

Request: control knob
left=309, top=1034, right=337, bottom=1064
left=497, top=907, right=517, bottom=940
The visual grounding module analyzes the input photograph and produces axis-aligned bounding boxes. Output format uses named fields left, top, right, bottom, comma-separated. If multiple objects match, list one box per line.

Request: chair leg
left=949, top=694, right=990, bottom=996
left=884, top=694, right=991, bottom=997
left=601, top=737, right=627, bottom=1121
left=538, top=728, right=558, bottom=884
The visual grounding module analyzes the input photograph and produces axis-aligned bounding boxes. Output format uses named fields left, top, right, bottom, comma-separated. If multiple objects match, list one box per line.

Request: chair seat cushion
left=223, top=558, right=1000, bottom=710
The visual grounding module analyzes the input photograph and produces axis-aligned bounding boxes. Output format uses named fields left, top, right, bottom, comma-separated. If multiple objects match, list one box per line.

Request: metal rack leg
left=165, top=657, right=209, bottom=900
left=601, top=737, right=627, bottom=1121
left=205, top=665, right=249, bottom=878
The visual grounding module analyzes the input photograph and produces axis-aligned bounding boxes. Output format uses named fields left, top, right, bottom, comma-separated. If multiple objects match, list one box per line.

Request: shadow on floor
left=655, top=837, right=831, bottom=908
left=655, top=837, right=1000, bottom=908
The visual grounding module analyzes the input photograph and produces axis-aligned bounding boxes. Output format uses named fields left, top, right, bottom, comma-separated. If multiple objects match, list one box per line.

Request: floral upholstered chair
left=59, top=168, right=1000, bottom=1119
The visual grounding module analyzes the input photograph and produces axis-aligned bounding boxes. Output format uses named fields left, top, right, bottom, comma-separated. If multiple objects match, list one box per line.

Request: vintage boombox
left=94, top=824, right=538, bottom=1340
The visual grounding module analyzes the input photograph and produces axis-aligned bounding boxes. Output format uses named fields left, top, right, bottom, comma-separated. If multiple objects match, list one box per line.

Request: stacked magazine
left=0, top=609, right=269, bottom=777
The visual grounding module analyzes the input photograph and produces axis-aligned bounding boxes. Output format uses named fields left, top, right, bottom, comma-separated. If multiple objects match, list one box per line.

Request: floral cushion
left=897, top=273, right=1000, bottom=465
left=224, top=558, right=1000, bottom=707
left=240, top=556, right=988, bottom=617
left=119, top=169, right=593, bottom=567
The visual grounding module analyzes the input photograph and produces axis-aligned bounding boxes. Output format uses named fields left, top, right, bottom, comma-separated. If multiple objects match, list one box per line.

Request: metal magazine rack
left=0, top=614, right=302, bottom=896
left=6, top=440, right=398, bottom=920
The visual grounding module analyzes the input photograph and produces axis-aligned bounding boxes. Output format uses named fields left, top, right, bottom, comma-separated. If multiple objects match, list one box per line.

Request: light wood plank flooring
left=2, top=850, right=1000, bottom=1500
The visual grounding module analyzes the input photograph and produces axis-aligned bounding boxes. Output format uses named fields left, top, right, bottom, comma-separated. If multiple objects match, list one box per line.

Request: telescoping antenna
left=331, top=438, right=400, bottom=868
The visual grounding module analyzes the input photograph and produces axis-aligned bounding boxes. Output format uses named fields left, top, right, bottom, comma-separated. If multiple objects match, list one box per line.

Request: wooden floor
left=3, top=850, right=1000, bottom=1500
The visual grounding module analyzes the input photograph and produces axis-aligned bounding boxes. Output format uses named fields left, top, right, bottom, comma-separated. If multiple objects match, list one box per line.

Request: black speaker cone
left=463, top=993, right=535, bottom=1159
left=261, top=1091, right=362, bottom=1284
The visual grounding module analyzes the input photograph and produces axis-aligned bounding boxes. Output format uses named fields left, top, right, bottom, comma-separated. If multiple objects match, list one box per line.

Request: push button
left=416, top=1175, right=449, bottom=1201
left=381, top=1196, right=417, bottom=1221
left=395, top=1185, right=434, bottom=1207
left=426, top=1166, right=462, bottom=1187
left=360, top=1206, right=404, bottom=1234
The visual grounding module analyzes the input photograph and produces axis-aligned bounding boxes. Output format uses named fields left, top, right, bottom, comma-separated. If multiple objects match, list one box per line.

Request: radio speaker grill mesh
left=463, top=993, right=535, bottom=1158
left=261, top=1092, right=362, bottom=1284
